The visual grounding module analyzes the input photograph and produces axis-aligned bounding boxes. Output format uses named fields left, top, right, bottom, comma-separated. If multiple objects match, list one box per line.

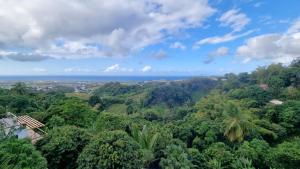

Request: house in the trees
left=0, top=112, right=46, bottom=143
left=270, top=99, right=283, bottom=105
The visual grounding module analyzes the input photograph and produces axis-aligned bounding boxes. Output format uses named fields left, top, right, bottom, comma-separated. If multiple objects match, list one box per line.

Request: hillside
left=0, top=60, right=299, bottom=169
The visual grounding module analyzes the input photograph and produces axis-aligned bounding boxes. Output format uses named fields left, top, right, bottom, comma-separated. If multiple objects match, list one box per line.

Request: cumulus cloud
left=194, top=30, right=254, bottom=48
left=236, top=19, right=300, bottom=64
left=204, top=47, right=229, bottom=64
left=141, top=65, right=152, bottom=72
left=170, top=42, right=186, bottom=50
left=152, top=50, right=169, bottom=60
left=0, top=0, right=215, bottom=60
left=103, top=64, right=133, bottom=73
left=218, top=9, right=250, bottom=32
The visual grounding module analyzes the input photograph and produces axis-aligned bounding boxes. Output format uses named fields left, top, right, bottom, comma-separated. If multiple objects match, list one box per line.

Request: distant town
left=0, top=76, right=222, bottom=94
left=0, top=81, right=102, bottom=93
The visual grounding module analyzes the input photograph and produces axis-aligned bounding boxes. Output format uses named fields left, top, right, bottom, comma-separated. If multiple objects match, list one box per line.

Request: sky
left=0, top=0, right=299, bottom=76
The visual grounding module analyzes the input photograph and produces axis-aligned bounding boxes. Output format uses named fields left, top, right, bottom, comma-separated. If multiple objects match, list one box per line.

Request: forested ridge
left=0, top=60, right=299, bottom=169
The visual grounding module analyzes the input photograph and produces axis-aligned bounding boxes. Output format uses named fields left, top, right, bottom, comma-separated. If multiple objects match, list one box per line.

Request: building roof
left=270, top=99, right=283, bottom=105
left=17, top=115, right=45, bottom=129
left=1, top=113, right=46, bottom=144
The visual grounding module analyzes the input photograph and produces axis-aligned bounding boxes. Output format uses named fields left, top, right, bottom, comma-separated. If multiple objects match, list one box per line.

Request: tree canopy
left=0, top=139, right=47, bottom=169
left=0, top=61, right=299, bottom=169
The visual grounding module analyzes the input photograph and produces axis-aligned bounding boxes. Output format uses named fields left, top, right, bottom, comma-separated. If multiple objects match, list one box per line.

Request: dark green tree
left=0, top=105, right=5, bottom=117
left=160, top=144, right=193, bottom=169
left=268, top=137, right=300, bottom=169
left=0, top=139, right=47, bottom=169
left=36, top=126, right=91, bottom=169
left=77, top=130, right=143, bottom=169
left=45, top=98, right=96, bottom=127
left=236, top=139, right=270, bottom=168
left=203, top=142, right=234, bottom=169
left=95, top=112, right=130, bottom=131
left=46, top=115, right=65, bottom=129
left=88, top=95, right=102, bottom=106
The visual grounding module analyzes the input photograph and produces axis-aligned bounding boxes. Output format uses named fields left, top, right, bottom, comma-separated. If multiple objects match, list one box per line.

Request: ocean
left=0, top=76, right=196, bottom=82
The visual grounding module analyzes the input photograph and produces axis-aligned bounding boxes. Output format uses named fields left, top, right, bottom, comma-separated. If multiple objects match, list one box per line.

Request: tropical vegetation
left=0, top=59, right=299, bottom=169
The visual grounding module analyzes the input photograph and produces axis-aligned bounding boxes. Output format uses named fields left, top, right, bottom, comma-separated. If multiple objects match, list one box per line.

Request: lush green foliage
left=268, top=137, right=300, bottom=169
left=160, top=144, right=193, bottom=169
left=0, top=139, right=47, bottom=169
left=77, top=130, right=143, bottom=169
left=130, top=125, right=159, bottom=167
left=36, top=126, right=91, bottom=169
left=0, top=60, right=299, bottom=169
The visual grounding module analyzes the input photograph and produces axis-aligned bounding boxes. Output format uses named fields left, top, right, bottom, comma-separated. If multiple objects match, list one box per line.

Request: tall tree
left=77, top=130, right=143, bottom=169
left=36, top=126, right=91, bottom=169
left=130, top=125, right=159, bottom=167
left=222, top=103, right=253, bottom=142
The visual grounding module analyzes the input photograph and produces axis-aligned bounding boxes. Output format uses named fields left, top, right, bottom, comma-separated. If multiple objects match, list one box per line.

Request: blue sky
left=0, top=0, right=299, bottom=75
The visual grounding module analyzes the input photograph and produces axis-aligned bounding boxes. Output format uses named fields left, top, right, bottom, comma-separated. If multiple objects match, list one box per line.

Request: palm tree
left=131, top=125, right=159, bottom=150
left=222, top=103, right=253, bottom=142
left=130, top=125, right=159, bottom=166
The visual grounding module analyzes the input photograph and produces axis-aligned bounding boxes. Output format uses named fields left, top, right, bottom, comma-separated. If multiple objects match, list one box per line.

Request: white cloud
left=204, top=47, right=229, bottom=64
left=152, top=49, right=169, bottom=60
left=194, top=30, right=254, bottom=48
left=40, top=41, right=103, bottom=59
left=141, top=65, right=152, bottom=72
left=0, top=0, right=215, bottom=60
left=287, top=19, right=300, bottom=34
left=242, top=58, right=251, bottom=64
left=170, top=42, right=186, bottom=50
left=210, top=47, right=229, bottom=56
left=218, top=9, right=250, bottom=32
left=103, top=64, right=133, bottom=72
left=104, top=64, right=120, bottom=72
left=236, top=19, right=300, bottom=64
left=0, top=51, right=15, bottom=57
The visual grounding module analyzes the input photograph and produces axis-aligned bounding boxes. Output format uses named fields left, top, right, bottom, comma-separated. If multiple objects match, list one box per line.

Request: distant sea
left=0, top=76, right=196, bottom=82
